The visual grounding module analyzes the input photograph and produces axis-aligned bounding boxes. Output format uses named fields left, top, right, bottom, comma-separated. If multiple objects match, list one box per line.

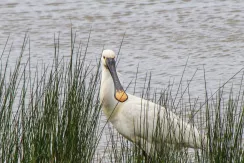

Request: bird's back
left=112, top=94, right=207, bottom=153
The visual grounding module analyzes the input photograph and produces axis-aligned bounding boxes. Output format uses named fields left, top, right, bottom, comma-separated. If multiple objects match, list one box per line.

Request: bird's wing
left=118, top=94, right=205, bottom=150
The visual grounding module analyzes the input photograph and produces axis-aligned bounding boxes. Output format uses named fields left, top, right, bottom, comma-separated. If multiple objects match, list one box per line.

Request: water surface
left=0, top=0, right=244, bottom=161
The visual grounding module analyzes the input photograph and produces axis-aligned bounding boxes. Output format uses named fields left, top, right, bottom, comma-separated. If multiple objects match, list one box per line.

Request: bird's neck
left=100, top=67, right=120, bottom=119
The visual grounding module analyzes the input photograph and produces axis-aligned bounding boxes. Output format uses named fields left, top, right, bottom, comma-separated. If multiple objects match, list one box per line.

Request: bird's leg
left=135, top=137, right=154, bottom=162
left=142, top=149, right=153, bottom=163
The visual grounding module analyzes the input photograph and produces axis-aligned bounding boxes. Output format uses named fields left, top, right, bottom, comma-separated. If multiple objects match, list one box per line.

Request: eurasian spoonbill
left=100, top=49, right=207, bottom=154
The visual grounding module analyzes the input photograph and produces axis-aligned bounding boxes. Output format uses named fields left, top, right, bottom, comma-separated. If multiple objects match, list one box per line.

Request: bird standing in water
left=100, top=49, right=206, bottom=154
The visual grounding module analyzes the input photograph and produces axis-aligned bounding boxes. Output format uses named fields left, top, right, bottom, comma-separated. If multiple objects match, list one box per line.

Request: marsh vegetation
left=0, top=32, right=243, bottom=162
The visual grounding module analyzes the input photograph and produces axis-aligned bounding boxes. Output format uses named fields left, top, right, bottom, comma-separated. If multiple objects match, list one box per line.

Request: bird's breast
left=100, top=78, right=122, bottom=120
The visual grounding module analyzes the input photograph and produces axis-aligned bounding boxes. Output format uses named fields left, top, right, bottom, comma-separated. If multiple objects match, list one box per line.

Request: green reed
left=0, top=31, right=102, bottom=162
left=0, top=31, right=243, bottom=163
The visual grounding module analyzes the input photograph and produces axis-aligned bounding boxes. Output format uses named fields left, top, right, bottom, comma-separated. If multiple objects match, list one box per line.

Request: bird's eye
left=103, top=56, right=105, bottom=59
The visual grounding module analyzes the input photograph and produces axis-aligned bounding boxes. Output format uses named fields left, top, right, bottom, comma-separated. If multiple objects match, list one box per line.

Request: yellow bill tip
left=115, top=90, right=128, bottom=102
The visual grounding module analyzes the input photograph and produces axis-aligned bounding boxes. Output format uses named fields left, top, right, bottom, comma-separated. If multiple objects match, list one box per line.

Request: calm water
left=1, top=0, right=244, bottom=98
left=1, top=0, right=244, bottom=161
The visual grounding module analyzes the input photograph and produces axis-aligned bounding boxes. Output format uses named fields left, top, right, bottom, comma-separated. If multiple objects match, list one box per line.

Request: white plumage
left=100, top=49, right=206, bottom=154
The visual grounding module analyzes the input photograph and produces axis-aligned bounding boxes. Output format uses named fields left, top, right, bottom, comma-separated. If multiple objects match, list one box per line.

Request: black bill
left=106, top=58, right=128, bottom=102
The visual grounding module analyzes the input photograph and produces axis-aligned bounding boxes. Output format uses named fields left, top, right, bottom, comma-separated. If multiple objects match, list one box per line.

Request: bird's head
left=101, top=49, right=116, bottom=68
left=101, top=49, right=128, bottom=102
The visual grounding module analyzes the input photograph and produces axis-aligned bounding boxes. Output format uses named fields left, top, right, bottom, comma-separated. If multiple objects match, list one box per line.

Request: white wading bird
left=100, top=49, right=207, bottom=154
